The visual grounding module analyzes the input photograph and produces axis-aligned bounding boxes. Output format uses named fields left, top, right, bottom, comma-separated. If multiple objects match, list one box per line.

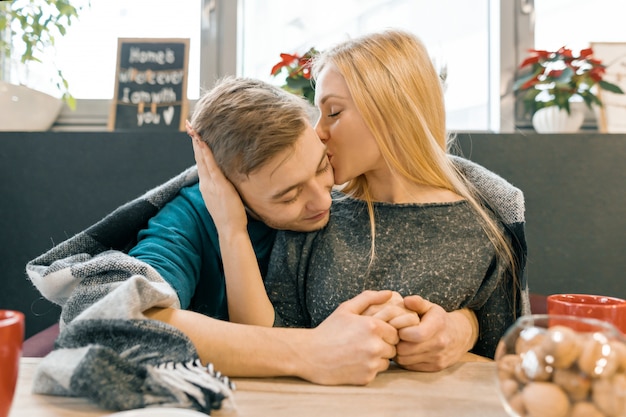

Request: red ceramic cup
left=0, top=310, right=25, bottom=417
left=547, top=293, right=626, bottom=334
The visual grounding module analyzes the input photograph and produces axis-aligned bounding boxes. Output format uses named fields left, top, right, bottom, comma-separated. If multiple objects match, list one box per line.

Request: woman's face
left=314, top=64, right=384, bottom=185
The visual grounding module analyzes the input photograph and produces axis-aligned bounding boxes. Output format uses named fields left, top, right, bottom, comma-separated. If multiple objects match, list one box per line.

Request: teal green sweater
left=129, top=183, right=276, bottom=320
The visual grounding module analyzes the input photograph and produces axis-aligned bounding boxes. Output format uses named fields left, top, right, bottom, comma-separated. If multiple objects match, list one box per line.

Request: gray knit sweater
left=266, top=156, right=529, bottom=359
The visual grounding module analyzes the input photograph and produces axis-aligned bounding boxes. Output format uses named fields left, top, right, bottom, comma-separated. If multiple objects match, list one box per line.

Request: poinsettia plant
left=514, top=46, right=624, bottom=116
left=270, top=47, right=319, bottom=105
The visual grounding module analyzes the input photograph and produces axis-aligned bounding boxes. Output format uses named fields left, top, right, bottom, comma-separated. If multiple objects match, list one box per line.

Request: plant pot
left=531, top=103, right=585, bottom=133
left=0, top=81, right=63, bottom=131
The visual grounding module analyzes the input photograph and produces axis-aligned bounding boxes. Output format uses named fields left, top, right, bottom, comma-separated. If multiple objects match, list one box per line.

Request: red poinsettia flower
left=519, top=49, right=550, bottom=68
left=557, top=47, right=573, bottom=58
left=270, top=47, right=319, bottom=104
left=547, top=69, right=564, bottom=78
left=270, top=53, right=301, bottom=76
left=514, top=45, right=625, bottom=116
left=588, top=58, right=602, bottom=66
left=589, top=66, right=606, bottom=82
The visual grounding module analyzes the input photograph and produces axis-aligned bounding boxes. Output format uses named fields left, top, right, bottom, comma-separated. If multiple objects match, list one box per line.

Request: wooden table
left=10, top=355, right=508, bottom=417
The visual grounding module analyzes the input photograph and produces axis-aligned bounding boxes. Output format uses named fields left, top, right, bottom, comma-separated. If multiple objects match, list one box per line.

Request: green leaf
left=513, top=67, right=542, bottom=91
left=555, top=66, right=574, bottom=83
left=580, top=91, right=601, bottom=109
left=286, top=76, right=313, bottom=90
left=599, top=80, right=625, bottom=94
left=0, top=14, right=8, bottom=31
left=2, top=0, right=90, bottom=108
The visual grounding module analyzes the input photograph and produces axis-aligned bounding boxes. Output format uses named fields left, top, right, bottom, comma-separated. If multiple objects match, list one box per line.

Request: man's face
left=236, top=122, right=334, bottom=232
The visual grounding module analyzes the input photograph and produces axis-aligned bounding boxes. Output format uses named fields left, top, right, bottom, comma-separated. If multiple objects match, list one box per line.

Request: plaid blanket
left=25, top=166, right=236, bottom=414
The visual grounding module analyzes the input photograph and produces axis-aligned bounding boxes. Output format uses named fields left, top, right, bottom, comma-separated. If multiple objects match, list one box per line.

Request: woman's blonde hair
left=312, top=29, right=519, bottom=299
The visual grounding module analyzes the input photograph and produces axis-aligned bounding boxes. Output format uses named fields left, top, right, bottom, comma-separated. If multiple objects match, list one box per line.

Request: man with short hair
left=27, top=78, right=474, bottom=405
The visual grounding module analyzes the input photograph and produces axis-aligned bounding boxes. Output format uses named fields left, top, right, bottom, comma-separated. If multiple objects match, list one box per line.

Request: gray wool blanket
left=25, top=166, right=237, bottom=414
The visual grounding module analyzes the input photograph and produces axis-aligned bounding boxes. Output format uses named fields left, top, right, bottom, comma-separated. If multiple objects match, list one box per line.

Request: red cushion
left=22, top=323, right=60, bottom=357
left=529, top=293, right=547, bottom=314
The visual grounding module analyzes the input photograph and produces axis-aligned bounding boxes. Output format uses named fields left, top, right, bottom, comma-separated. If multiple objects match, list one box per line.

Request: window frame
left=54, top=0, right=529, bottom=132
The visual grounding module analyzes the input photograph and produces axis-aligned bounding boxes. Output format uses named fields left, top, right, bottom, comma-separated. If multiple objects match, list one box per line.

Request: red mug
left=0, top=310, right=24, bottom=417
left=547, top=293, right=626, bottom=334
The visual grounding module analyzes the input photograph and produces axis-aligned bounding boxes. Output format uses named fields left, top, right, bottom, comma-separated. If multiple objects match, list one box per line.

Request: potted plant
left=0, top=0, right=87, bottom=131
left=270, top=47, right=319, bottom=105
left=514, top=46, right=624, bottom=133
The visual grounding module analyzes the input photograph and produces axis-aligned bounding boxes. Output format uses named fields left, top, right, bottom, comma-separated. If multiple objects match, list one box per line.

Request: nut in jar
left=495, top=314, right=626, bottom=417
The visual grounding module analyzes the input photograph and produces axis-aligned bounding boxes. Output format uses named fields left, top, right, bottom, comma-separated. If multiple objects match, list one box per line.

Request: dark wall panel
left=0, top=132, right=193, bottom=337
left=453, top=133, right=625, bottom=299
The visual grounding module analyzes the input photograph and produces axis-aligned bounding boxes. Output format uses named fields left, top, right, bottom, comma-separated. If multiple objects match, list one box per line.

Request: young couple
left=138, top=28, right=528, bottom=383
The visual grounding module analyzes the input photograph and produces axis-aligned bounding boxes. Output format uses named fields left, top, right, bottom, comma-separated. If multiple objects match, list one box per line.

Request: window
left=8, top=0, right=626, bottom=131
left=514, top=0, right=626, bottom=129
left=239, top=0, right=494, bottom=132
left=25, top=0, right=202, bottom=99
left=8, top=0, right=202, bottom=129
left=534, top=0, right=626, bottom=50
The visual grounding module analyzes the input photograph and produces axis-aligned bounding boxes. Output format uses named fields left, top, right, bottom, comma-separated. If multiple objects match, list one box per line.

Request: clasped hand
left=362, top=291, right=473, bottom=372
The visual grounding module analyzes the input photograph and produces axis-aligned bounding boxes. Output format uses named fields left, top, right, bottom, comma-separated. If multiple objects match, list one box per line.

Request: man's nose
left=307, top=179, right=332, bottom=212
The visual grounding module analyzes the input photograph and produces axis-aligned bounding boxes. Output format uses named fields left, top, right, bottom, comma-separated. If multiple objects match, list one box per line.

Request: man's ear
left=244, top=206, right=261, bottom=221
left=234, top=180, right=260, bottom=221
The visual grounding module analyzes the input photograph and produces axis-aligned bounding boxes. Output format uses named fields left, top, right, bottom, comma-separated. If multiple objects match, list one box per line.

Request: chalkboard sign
left=108, top=38, right=190, bottom=131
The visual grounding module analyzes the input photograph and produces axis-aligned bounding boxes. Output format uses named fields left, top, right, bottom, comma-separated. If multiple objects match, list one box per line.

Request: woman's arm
left=188, top=122, right=274, bottom=326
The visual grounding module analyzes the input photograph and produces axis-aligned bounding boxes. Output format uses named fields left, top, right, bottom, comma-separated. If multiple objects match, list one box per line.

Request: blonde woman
left=192, top=30, right=528, bottom=369
left=289, top=28, right=528, bottom=362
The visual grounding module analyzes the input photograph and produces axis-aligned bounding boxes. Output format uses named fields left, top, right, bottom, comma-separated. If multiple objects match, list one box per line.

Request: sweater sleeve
left=129, top=184, right=220, bottom=311
left=468, top=220, right=528, bottom=359
left=470, top=260, right=517, bottom=358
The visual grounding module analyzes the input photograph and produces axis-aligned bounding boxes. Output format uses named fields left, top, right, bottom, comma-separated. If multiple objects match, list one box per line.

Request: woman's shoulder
left=450, top=155, right=525, bottom=224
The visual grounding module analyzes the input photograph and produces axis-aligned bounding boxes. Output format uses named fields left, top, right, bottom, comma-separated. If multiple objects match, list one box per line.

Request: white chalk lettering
left=118, top=68, right=185, bottom=86
left=121, top=87, right=131, bottom=103
left=163, top=106, right=175, bottom=125
left=151, top=88, right=177, bottom=104
left=128, top=47, right=176, bottom=65
left=122, top=88, right=178, bottom=104
left=130, top=90, right=152, bottom=104
left=137, top=111, right=161, bottom=126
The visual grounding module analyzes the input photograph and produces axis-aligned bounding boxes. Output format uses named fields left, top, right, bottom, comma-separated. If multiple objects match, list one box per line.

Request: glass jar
left=495, top=314, right=626, bottom=417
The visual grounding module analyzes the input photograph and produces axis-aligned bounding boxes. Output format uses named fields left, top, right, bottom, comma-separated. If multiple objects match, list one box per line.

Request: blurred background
left=3, top=0, right=625, bottom=133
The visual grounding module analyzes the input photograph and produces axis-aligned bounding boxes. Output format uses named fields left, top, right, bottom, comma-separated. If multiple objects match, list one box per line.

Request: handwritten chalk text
left=118, top=68, right=185, bottom=85
left=121, top=87, right=177, bottom=104
left=128, top=47, right=176, bottom=65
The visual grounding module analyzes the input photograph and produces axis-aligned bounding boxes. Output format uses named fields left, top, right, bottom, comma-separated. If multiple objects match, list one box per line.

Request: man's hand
left=394, top=295, right=478, bottom=372
left=296, top=290, right=400, bottom=385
